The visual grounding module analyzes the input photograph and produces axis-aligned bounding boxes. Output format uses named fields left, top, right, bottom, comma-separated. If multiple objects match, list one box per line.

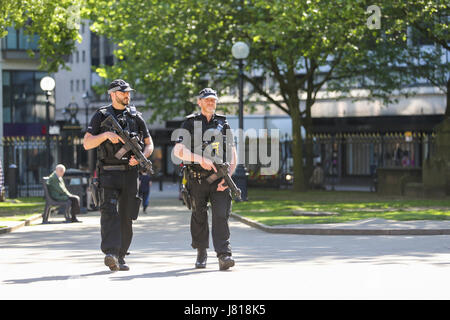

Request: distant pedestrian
left=401, top=151, right=410, bottom=167
left=309, top=162, right=325, bottom=190
left=139, top=171, right=152, bottom=213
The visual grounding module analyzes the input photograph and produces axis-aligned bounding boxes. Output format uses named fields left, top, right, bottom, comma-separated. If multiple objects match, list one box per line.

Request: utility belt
left=98, top=161, right=138, bottom=173
left=187, top=167, right=213, bottom=180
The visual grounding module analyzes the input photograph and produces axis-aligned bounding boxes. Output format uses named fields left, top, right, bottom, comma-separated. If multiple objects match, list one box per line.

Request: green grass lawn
left=232, top=189, right=450, bottom=226
left=0, top=197, right=45, bottom=222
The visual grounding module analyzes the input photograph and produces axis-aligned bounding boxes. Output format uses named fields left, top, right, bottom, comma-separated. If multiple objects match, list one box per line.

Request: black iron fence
left=247, top=131, right=436, bottom=189
left=2, top=133, right=87, bottom=198
left=2, top=130, right=437, bottom=196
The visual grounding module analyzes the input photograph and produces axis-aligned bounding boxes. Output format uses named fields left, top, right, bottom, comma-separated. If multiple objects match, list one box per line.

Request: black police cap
left=107, top=79, right=135, bottom=94
left=198, top=88, right=218, bottom=100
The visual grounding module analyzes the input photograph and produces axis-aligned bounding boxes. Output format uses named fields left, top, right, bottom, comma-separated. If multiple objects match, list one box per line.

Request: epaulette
left=214, top=113, right=227, bottom=119
left=98, top=105, right=112, bottom=115
left=186, top=112, right=201, bottom=119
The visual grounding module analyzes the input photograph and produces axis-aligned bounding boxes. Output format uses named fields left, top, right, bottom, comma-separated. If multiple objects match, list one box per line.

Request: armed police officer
left=83, top=79, right=154, bottom=271
left=173, top=88, right=237, bottom=271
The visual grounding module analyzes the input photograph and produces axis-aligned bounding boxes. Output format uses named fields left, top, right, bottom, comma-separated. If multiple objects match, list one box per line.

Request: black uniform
left=87, top=104, right=150, bottom=258
left=179, top=112, right=234, bottom=257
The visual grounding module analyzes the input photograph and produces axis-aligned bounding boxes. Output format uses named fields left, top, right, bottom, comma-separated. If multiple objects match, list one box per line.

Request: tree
left=0, top=0, right=83, bottom=72
left=87, top=0, right=242, bottom=119
left=87, top=0, right=422, bottom=191
left=389, top=0, right=449, bottom=117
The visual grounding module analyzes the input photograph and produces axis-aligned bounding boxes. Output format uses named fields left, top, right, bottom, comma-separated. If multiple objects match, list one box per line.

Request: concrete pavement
left=1, top=194, right=450, bottom=299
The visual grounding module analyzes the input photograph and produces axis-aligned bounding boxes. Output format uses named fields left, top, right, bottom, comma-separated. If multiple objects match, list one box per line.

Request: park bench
left=42, top=177, right=71, bottom=224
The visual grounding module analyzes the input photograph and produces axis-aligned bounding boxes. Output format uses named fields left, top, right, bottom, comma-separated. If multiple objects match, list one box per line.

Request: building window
left=2, top=70, right=49, bottom=124
left=2, top=26, right=39, bottom=50
left=82, top=50, right=86, bottom=63
left=91, top=32, right=100, bottom=67
left=411, top=24, right=435, bottom=46
left=76, top=51, right=79, bottom=63
left=104, top=38, right=115, bottom=66
left=82, top=79, right=86, bottom=91
left=70, top=80, right=74, bottom=92
left=76, top=79, right=80, bottom=91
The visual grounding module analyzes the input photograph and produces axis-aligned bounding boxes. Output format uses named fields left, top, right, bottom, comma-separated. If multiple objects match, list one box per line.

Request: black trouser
left=99, top=168, right=139, bottom=258
left=189, top=177, right=232, bottom=257
left=68, top=195, right=80, bottom=219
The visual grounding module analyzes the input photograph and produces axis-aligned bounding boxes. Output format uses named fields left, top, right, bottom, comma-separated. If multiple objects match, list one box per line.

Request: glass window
left=2, top=71, right=48, bottom=124
left=5, top=27, right=18, bottom=49
left=91, top=33, right=100, bottom=67
left=2, top=71, right=11, bottom=123
left=3, top=27, right=39, bottom=50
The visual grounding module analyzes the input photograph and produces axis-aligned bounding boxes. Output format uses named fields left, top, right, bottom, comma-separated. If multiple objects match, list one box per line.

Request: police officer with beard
left=174, top=88, right=237, bottom=271
left=83, top=79, right=154, bottom=271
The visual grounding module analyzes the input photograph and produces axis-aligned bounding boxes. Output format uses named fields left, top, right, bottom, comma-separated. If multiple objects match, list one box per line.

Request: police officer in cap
left=83, top=79, right=154, bottom=271
left=174, top=88, right=237, bottom=271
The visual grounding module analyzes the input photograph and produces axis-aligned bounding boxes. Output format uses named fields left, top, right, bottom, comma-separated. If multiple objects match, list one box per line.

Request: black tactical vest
left=97, top=105, right=142, bottom=165
left=184, top=113, right=231, bottom=172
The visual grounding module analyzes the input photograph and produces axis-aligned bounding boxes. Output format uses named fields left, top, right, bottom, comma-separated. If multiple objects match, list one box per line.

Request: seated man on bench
left=47, top=164, right=81, bottom=223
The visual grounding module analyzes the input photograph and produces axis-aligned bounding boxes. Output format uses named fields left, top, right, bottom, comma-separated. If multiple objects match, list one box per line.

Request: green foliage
left=0, top=0, right=85, bottom=72
left=85, top=0, right=448, bottom=190
left=86, top=0, right=242, bottom=122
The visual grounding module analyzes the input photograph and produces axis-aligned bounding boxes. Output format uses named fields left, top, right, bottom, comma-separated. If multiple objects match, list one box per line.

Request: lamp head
left=232, top=41, right=249, bottom=59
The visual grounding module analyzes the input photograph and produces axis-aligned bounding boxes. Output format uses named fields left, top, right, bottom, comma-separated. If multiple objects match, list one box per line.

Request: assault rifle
left=100, top=114, right=154, bottom=174
left=206, top=162, right=242, bottom=201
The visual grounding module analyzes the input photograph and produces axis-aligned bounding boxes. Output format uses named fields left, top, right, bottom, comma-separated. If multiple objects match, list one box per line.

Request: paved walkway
left=1, top=195, right=450, bottom=299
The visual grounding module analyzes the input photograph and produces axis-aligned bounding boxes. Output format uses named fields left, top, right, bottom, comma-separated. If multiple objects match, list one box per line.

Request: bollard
left=7, top=164, right=18, bottom=199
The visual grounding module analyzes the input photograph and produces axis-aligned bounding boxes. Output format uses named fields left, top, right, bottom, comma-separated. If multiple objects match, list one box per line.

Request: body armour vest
left=97, top=105, right=143, bottom=165
left=184, top=113, right=232, bottom=173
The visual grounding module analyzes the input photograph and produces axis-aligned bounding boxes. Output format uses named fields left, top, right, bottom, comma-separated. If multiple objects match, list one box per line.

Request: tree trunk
left=290, top=102, right=307, bottom=192
left=445, top=76, right=449, bottom=118
left=303, top=82, right=315, bottom=188
left=302, top=60, right=317, bottom=189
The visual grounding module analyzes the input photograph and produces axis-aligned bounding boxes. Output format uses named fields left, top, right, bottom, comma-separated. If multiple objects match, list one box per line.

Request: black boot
left=218, top=254, right=235, bottom=271
left=195, top=248, right=207, bottom=269
left=118, top=256, right=130, bottom=271
left=104, top=254, right=119, bottom=271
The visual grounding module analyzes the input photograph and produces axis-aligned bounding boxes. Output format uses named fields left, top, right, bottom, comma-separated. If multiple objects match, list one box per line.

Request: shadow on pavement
left=2, top=198, right=450, bottom=283
left=110, top=267, right=219, bottom=281
left=3, top=270, right=112, bottom=284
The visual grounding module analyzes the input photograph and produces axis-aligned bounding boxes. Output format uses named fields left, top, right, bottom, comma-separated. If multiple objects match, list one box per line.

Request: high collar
left=199, top=112, right=215, bottom=124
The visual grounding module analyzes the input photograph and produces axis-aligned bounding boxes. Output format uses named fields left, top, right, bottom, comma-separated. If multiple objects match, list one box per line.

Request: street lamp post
left=232, top=41, right=249, bottom=201
left=40, top=76, right=55, bottom=173
left=82, top=91, right=90, bottom=131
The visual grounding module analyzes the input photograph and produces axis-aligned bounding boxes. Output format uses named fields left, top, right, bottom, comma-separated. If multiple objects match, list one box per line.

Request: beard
left=116, top=94, right=130, bottom=106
